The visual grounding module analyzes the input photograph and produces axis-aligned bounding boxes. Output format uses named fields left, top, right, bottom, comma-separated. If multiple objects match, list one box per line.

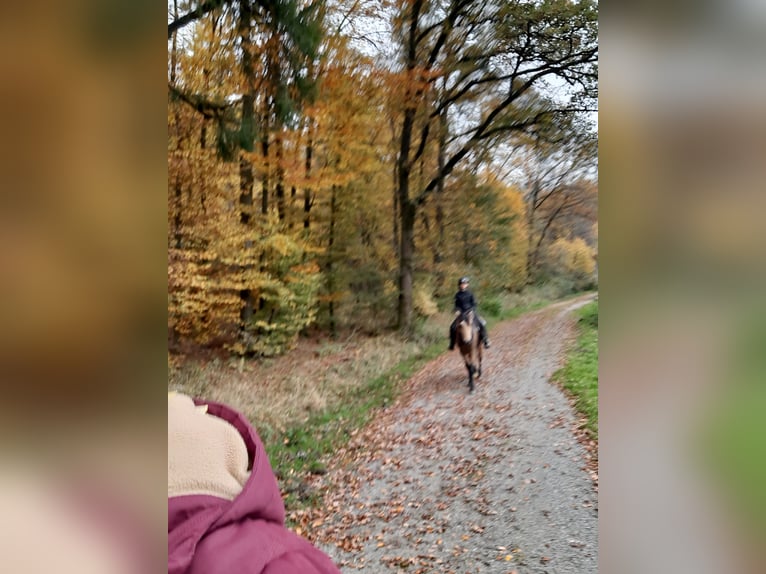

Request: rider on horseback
left=448, top=276, right=490, bottom=350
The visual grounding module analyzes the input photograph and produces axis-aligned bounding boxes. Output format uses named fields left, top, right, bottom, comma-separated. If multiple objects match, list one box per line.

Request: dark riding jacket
left=454, top=290, right=477, bottom=314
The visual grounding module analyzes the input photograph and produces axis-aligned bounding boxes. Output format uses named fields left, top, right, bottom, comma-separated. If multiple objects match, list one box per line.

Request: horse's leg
left=477, top=346, right=482, bottom=379
left=468, top=365, right=474, bottom=392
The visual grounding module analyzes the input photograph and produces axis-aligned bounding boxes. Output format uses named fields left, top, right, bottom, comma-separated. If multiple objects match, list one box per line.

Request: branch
left=415, top=106, right=552, bottom=206
left=410, top=118, right=432, bottom=166
left=168, top=83, right=236, bottom=120
left=431, top=71, right=509, bottom=119
left=168, top=0, right=230, bottom=38
left=167, top=0, right=271, bottom=38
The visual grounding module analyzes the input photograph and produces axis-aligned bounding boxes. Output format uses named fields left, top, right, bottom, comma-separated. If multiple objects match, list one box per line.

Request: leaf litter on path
left=302, top=297, right=598, bottom=573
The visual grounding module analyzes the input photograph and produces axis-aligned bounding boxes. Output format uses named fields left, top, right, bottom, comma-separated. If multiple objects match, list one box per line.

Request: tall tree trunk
left=397, top=104, right=417, bottom=333
left=396, top=0, right=424, bottom=334
left=169, top=0, right=182, bottom=350
left=170, top=0, right=179, bottom=84
left=327, top=185, right=338, bottom=337
left=434, top=103, right=447, bottom=286
left=530, top=199, right=568, bottom=278
left=260, top=110, right=270, bottom=215
left=390, top=117, right=399, bottom=255
left=526, top=178, right=539, bottom=283
left=304, top=118, right=313, bottom=229
left=275, top=129, right=285, bottom=221
left=238, top=0, right=255, bottom=328
left=398, top=199, right=416, bottom=333
left=199, top=68, right=210, bottom=216
left=171, top=0, right=183, bottom=251
left=392, top=163, right=399, bottom=254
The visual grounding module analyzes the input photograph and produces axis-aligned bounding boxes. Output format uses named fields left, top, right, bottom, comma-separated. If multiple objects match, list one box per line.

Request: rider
left=448, top=276, right=490, bottom=350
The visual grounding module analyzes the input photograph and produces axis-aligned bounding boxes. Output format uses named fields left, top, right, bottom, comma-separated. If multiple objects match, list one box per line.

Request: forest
left=168, top=0, right=598, bottom=357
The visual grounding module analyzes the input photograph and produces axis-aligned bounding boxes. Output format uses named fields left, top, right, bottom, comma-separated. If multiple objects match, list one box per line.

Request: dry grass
left=168, top=329, right=439, bottom=437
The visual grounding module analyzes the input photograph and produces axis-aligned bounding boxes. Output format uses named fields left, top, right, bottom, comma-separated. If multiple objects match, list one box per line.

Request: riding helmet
left=458, top=276, right=470, bottom=286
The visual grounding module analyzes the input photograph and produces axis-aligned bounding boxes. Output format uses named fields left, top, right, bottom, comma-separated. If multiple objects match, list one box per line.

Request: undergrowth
left=553, top=300, right=599, bottom=438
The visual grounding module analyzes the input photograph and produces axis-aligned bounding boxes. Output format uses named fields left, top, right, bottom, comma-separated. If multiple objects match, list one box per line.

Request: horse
left=456, top=309, right=483, bottom=392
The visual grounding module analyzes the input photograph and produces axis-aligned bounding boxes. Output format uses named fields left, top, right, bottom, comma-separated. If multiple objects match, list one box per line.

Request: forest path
left=310, top=294, right=598, bottom=573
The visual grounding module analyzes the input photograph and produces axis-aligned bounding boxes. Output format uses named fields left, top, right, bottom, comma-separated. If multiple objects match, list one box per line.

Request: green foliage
left=702, top=384, right=766, bottom=541
left=701, top=310, right=766, bottom=541
left=169, top=211, right=322, bottom=356
left=481, top=296, right=502, bottom=319
left=553, top=300, right=598, bottom=437
left=577, top=299, right=599, bottom=329
left=238, top=222, right=322, bottom=356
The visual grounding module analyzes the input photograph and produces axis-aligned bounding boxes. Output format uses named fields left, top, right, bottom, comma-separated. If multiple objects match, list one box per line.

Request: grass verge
left=553, top=299, right=598, bottom=439
left=702, top=383, right=766, bottom=544
left=261, top=339, right=445, bottom=510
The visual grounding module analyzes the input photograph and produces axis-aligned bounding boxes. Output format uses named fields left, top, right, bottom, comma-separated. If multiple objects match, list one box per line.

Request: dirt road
left=310, top=296, right=598, bottom=573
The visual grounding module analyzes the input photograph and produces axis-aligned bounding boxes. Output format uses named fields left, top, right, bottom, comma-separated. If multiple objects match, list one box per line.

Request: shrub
left=481, top=296, right=502, bottom=318
left=578, top=300, right=598, bottom=329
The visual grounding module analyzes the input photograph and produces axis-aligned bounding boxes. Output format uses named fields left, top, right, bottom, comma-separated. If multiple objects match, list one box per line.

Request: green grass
left=702, top=384, right=766, bottom=542
left=553, top=300, right=598, bottom=438
left=701, top=310, right=766, bottom=543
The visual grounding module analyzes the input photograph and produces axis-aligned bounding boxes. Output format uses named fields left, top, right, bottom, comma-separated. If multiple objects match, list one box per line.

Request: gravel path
left=311, top=296, right=598, bottom=573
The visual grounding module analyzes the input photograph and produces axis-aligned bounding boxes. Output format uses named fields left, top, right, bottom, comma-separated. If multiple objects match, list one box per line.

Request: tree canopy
left=168, top=0, right=598, bottom=354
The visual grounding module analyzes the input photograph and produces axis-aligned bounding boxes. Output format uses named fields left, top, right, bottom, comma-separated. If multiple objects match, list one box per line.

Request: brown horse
left=456, top=309, right=483, bottom=392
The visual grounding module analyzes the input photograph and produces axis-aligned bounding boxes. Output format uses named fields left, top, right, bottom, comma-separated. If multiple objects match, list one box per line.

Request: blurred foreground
left=0, top=3, right=166, bottom=572
left=601, top=1, right=766, bottom=572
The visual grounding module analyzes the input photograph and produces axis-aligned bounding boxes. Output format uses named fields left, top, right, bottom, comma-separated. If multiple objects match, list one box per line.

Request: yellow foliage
left=499, top=185, right=530, bottom=290
left=414, top=285, right=439, bottom=317
left=549, top=237, right=596, bottom=279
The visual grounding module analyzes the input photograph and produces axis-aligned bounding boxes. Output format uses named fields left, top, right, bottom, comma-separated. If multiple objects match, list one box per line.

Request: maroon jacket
left=168, top=399, right=341, bottom=574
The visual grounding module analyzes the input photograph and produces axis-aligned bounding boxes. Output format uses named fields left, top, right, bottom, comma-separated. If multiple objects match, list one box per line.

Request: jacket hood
left=168, top=399, right=285, bottom=574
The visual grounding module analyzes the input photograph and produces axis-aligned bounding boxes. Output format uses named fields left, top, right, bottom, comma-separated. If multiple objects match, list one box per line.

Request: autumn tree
left=546, top=235, right=596, bottom=288
left=167, top=0, right=599, bottom=355
left=168, top=0, right=325, bottom=355
left=389, top=0, right=598, bottom=332
left=301, top=26, right=396, bottom=334
left=424, top=169, right=528, bottom=298
left=509, top=114, right=597, bottom=283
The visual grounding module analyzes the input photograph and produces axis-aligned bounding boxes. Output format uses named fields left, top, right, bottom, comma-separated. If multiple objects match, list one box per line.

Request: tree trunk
left=395, top=0, right=424, bottom=334
left=398, top=199, right=416, bottom=334
left=238, top=0, right=255, bottom=328
left=392, top=164, right=399, bottom=255
left=434, top=104, right=446, bottom=273
left=171, top=0, right=182, bottom=251
left=304, top=120, right=313, bottom=229
left=397, top=104, right=417, bottom=332
left=275, top=129, right=285, bottom=221
left=530, top=200, right=568, bottom=280
left=260, top=111, right=270, bottom=215
left=327, top=185, right=338, bottom=337
left=526, top=179, right=539, bottom=283
left=170, top=0, right=179, bottom=84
